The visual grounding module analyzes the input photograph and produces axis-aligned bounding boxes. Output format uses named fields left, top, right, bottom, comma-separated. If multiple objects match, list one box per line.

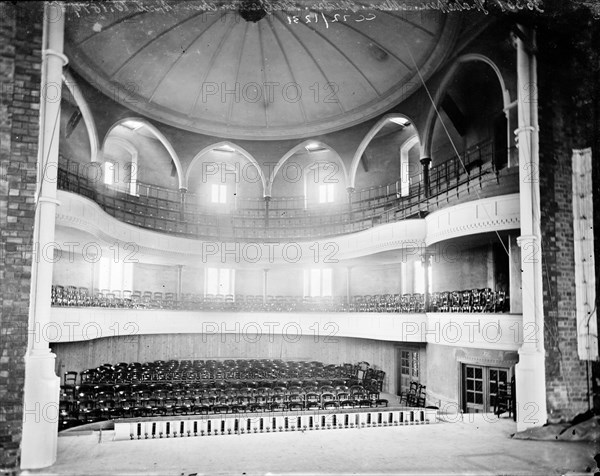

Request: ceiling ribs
left=148, top=12, right=227, bottom=103
left=227, top=21, right=250, bottom=126
left=305, top=8, right=381, bottom=96
left=257, top=21, right=271, bottom=127
left=187, top=17, right=238, bottom=118
left=318, top=11, right=413, bottom=73
left=109, top=11, right=210, bottom=80
left=275, top=14, right=346, bottom=115
left=269, top=15, right=309, bottom=125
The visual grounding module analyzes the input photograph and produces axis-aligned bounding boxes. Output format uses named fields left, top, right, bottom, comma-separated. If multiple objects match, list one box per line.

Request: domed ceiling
left=65, top=2, right=461, bottom=140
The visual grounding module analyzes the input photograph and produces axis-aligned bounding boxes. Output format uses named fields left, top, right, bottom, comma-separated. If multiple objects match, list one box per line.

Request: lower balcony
left=46, top=307, right=523, bottom=351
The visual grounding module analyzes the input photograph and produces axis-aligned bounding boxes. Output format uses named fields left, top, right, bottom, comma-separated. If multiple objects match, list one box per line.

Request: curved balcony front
left=57, top=141, right=519, bottom=242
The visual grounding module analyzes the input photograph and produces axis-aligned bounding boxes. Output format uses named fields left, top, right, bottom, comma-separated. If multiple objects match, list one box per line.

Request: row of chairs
left=60, top=384, right=389, bottom=430
left=51, top=286, right=509, bottom=313
left=71, top=361, right=369, bottom=385
left=64, top=360, right=383, bottom=388
left=66, top=381, right=384, bottom=408
left=51, top=286, right=178, bottom=309
left=430, top=289, right=509, bottom=313
left=59, top=359, right=388, bottom=430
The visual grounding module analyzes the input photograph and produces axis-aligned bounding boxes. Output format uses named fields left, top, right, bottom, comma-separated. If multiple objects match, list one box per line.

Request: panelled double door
left=462, top=364, right=512, bottom=413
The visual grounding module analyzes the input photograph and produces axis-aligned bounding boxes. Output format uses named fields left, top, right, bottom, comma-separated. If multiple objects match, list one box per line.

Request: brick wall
left=537, top=17, right=595, bottom=421
left=0, top=3, right=42, bottom=473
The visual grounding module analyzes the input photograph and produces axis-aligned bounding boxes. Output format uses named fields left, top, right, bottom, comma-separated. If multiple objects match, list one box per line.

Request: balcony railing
left=57, top=140, right=517, bottom=240
left=51, top=285, right=510, bottom=313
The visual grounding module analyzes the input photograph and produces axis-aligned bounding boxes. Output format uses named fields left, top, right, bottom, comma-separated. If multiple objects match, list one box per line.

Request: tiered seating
left=59, top=359, right=388, bottom=430
left=57, top=141, right=518, bottom=242
left=52, top=286, right=509, bottom=313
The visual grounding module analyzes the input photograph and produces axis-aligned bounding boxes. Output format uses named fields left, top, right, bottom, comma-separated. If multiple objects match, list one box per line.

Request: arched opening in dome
left=429, top=60, right=508, bottom=169
left=102, top=118, right=183, bottom=195
left=269, top=141, right=347, bottom=210
left=352, top=115, right=421, bottom=195
left=186, top=142, right=265, bottom=211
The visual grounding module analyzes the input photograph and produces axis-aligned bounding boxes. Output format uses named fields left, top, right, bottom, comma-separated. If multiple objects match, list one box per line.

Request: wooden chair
left=400, top=381, right=419, bottom=406
left=494, top=380, right=515, bottom=420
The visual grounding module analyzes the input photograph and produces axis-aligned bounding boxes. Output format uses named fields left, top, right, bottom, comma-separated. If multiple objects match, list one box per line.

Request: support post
left=179, top=188, right=187, bottom=221
left=403, top=258, right=415, bottom=295
left=513, top=25, right=547, bottom=431
left=264, top=196, right=270, bottom=228
left=420, top=157, right=431, bottom=198
left=421, top=252, right=432, bottom=311
left=21, top=2, right=65, bottom=469
left=346, top=267, right=352, bottom=304
left=263, top=269, right=269, bottom=304
left=176, top=265, right=183, bottom=301
left=346, top=187, right=354, bottom=214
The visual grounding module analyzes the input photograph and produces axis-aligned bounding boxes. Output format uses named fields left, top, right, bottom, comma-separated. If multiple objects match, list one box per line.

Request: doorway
left=462, top=364, right=511, bottom=413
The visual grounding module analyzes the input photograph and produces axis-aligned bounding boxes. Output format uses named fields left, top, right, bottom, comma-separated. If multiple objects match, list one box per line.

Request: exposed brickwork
left=0, top=3, right=42, bottom=473
left=537, top=15, right=597, bottom=421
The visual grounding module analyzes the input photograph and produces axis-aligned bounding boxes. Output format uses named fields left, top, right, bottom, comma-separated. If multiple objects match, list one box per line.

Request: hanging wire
left=401, top=38, right=511, bottom=260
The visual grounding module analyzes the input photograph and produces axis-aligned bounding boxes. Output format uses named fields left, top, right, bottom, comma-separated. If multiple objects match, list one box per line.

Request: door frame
left=459, top=362, right=514, bottom=413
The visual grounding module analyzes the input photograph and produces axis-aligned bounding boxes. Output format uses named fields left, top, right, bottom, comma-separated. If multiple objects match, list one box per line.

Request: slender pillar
left=402, top=258, right=415, bottom=295
left=176, top=265, right=183, bottom=300
left=21, top=3, right=65, bottom=469
left=503, top=104, right=516, bottom=168
left=346, top=187, right=354, bottom=214
left=420, top=157, right=431, bottom=198
left=264, top=196, right=270, bottom=228
left=513, top=25, right=547, bottom=431
left=179, top=188, right=187, bottom=221
left=346, top=267, right=352, bottom=304
left=487, top=245, right=495, bottom=290
left=421, top=253, right=432, bottom=311
left=263, top=269, right=269, bottom=304
left=90, top=260, right=96, bottom=295
left=509, top=235, right=523, bottom=314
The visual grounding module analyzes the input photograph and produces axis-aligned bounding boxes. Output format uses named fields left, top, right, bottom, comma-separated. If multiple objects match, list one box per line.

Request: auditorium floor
left=25, top=414, right=597, bottom=476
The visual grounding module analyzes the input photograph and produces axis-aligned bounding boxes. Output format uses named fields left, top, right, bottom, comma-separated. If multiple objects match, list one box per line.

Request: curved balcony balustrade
left=57, top=141, right=518, bottom=240
left=51, top=286, right=509, bottom=314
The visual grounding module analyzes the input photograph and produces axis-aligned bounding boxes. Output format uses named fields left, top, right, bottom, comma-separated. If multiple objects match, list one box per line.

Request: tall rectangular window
left=318, top=183, right=334, bottom=203
left=400, top=161, right=410, bottom=197
left=98, top=257, right=111, bottom=290
left=205, top=267, right=234, bottom=296
left=414, top=260, right=432, bottom=294
left=97, top=257, right=133, bottom=291
left=304, top=268, right=332, bottom=297
left=103, top=161, right=116, bottom=185
left=211, top=184, right=227, bottom=204
left=126, top=160, right=138, bottom=196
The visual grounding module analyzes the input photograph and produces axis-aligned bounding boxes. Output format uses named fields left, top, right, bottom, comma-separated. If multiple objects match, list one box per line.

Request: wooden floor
left=28, top=415, right=597, bottom=476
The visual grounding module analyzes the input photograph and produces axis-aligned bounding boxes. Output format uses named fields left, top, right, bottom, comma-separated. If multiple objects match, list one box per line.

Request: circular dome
left=65, top=3, right=460, bottom=140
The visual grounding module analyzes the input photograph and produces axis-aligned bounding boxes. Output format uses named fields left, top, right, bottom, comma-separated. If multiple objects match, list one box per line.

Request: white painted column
left=403, top=259, right=415, bottom=295
left=486, top=245, right=495, bottom=290
left=176, top=265, right=183, bottom=300
left=262, top=268, right=268, bottom=303
left=346, top=266, right=352, bottom=303
left=513, top=25, right=547, bottom=431
left=21, top=2, right=65, bottom=469
left=509, top=235, right=523, bottom=314
left=421, top=253, right=432, bottom=311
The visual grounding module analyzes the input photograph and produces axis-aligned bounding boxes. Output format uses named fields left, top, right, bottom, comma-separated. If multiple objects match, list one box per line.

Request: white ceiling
left=65, top=3, right=461, bottom=140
